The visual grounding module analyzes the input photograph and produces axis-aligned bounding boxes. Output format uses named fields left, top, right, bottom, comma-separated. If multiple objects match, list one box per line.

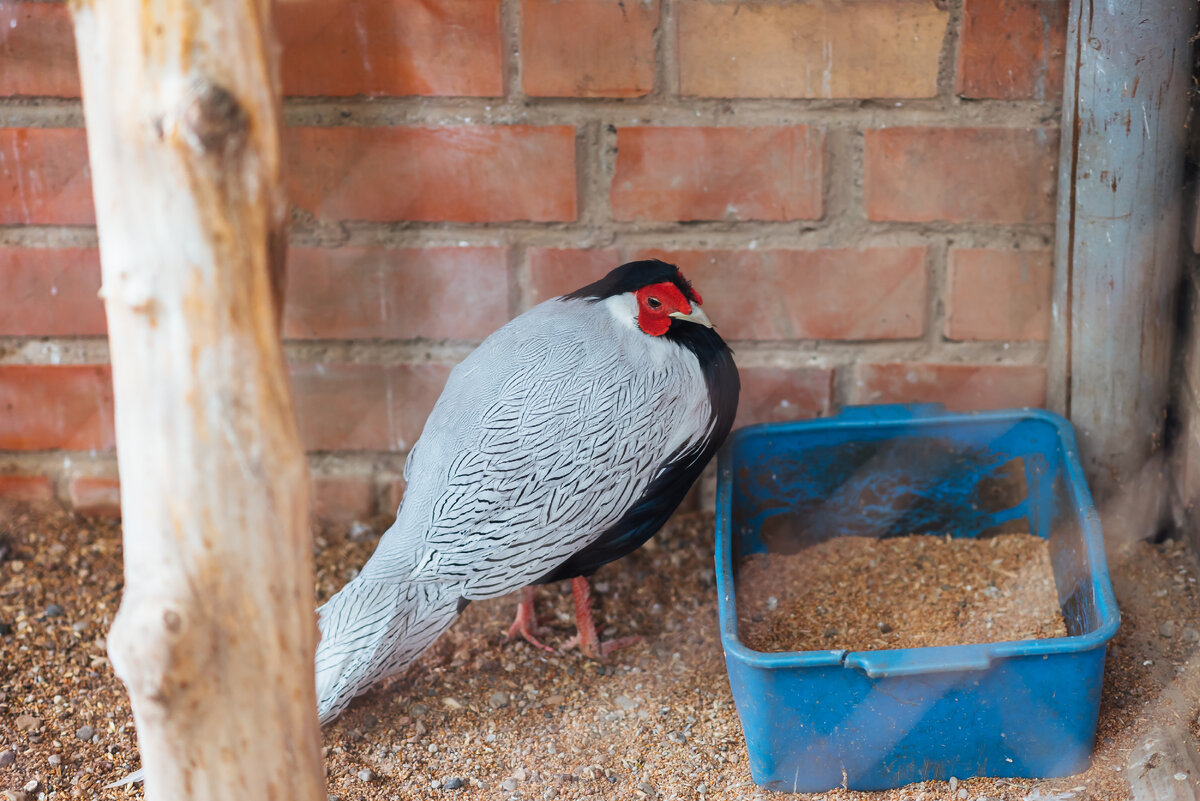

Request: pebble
left=501, top=778, right=519, bottom=792
left=356, top=769, right=374, bottom=782
left=637, top=782, right=657, bottom=797
left=21, top=783, right=36, bottom=795
left=1159, top=620, right=1177, bottom=638
left=75, top=726, right=95, bottom=742
left=44, top=604, right=64, bottom=618
left=488, top=691, right=510, bottom=709
left=949, top=776, right=958, bottom=792
left=1, top=791, right=26, bottom=801
left=0, top=750, right=14, bottom=768
left=957, top=790, right=967, bottom=800
left=14, top=715, right=40, bottom=733
left=442, top=697, right=464, bottom=709
left=1182, top=626, right=1200, bottom=644
left=443, top=777, right=465, bottom=790
left=615, top=695, right=638, bottom=711
left=543, top=789, right=558, bottom=799
left=512, top=767, right=529, bottom=781
left=347, top=522, right=373, bottom=542
left=47, top=755, right=60, bottom=767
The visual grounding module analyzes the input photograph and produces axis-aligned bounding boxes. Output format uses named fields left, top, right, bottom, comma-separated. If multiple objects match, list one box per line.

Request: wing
left=358, top=299, right=711, bottom=599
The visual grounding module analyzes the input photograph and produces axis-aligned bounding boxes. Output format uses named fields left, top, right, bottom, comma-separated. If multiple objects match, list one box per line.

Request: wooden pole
left=1049, top=0, right=1196, bottom=537
left=68, top=0, right=324, bottom=798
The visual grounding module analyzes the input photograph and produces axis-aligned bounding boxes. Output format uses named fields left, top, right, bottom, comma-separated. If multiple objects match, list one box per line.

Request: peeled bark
left=69, top=0, right=323, bottom=798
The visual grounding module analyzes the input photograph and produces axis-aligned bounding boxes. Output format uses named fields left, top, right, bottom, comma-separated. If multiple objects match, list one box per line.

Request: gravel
left=4, top=501, right=1200, bottom=801
left=75, top=725, right=95, bottom=742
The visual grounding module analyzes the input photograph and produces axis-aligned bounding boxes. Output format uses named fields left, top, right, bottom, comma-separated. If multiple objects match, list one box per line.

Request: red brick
left=527, top=248, right=622, bottom=305
left=958, top=0, right=1067, bottom=101
left=0, top=247, right=106, bottom=336
left=946, top=248, right=1052, bottom=341
left=284, top=247, right=509, bottom=340
left=634, top=248, right=927, bottom=341
left=68, top=476, right=121, bottom=517
left=678, top=1, right=948, bottom=99
left=522, top=0, right=658, bottom=97
left=277, top=0, right=502, bottom=97
left=854, top=363, right=1047, bottom=411
left=865, top=127, right=1058, bottom=224
left=0, top=365, right=115, bottom=450
left=286, top=126, right=576, bottom=222
left=312, top=476, right=376, bottom=523
left=0, top=475, right=54, bottom=502
left=290, top=363, right=452, bottom=451
left=0, top=128, right=93, bottom=225
left=0, top=1, right=79, bottom=97
left=736, top=367, right=834, bottom=428
left=612, top=126, right=823, bottom=222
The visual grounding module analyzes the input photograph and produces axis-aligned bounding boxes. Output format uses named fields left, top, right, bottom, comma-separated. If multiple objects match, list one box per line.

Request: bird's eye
left=647, top=297, right=662, bottom=310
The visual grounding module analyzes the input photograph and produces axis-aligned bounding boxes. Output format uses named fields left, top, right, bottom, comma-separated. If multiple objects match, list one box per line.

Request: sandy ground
left=0, top=502, right=1198, bottom=800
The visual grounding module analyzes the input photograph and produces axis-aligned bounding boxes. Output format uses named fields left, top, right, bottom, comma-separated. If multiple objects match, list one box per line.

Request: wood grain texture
left=69, top=0, right=324, bottom=798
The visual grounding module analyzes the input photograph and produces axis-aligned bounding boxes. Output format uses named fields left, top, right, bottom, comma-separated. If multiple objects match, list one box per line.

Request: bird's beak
left=669, top=304, right=714, bottom=329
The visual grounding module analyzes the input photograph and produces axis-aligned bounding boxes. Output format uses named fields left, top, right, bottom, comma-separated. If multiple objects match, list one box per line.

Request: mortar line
left=0, top=336, right=1048, bottom=368
left=4, top=223, right=1058, bottom=253
left=927, top=237, right=951, bottom=347
left=501, top=0, right=523, bottom=102
left=658, top=0, right=679, bottom=99
left=0, top=99, right=1065, bottom=130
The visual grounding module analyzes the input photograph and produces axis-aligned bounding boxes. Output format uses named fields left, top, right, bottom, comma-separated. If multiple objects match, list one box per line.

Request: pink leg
left=506, top=586, right=555, bottom=653
left=564, top=576, right=642, bottom=660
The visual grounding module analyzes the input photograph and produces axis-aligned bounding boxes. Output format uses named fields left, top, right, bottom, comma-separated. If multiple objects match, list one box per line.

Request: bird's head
left=565, top=260, right=713, bottom=337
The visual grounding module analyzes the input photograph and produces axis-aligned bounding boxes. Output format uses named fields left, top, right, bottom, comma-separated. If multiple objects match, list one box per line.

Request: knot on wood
left=181, top=82, right=249, bottom=158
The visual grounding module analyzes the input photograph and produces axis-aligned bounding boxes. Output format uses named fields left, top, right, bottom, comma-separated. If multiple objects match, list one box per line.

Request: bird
left=313, top=259, right=739, bottom=723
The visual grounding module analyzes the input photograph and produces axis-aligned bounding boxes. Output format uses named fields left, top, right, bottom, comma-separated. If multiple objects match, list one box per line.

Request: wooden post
left=1049, top=0, right=1196, bottom=537
left=69, top=1, right=324, bottom=799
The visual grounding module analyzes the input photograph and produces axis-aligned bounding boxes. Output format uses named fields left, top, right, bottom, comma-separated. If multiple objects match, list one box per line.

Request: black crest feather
left=566, top=259, right=701, bottom=305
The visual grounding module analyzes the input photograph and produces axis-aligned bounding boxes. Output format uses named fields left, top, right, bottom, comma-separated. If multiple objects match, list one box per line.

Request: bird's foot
left=506, top=587, right=556, bottom=653
left=561, top=632, right=644, bottom=661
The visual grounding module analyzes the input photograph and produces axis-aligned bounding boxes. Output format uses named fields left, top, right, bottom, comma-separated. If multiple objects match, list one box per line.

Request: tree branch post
left=69, top=0, right=324, bottom=797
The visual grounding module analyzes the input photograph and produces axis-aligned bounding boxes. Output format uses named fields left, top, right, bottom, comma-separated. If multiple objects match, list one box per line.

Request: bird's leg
left=506, top=586, right=556, bottom=653
left=563, top=576, right=642, bottom=660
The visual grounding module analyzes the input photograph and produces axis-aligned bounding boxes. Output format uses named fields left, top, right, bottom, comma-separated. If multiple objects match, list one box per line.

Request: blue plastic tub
left=715, top=404, right=1120, bottom=792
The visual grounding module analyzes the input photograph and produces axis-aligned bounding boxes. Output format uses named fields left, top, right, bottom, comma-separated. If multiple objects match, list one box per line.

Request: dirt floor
left=1, top=502, right=1198, bottom=800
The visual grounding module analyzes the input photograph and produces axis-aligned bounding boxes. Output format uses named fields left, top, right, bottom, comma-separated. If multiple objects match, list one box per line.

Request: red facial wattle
left=636, top=282, right=693, bottom=337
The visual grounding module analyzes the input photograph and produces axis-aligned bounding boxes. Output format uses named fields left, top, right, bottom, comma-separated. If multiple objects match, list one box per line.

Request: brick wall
left=0, top=0, right=1067, bottom=521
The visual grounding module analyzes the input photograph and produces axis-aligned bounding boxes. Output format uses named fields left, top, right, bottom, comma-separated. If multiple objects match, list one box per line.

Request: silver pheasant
left=316, top=260, right=740, bottom=722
